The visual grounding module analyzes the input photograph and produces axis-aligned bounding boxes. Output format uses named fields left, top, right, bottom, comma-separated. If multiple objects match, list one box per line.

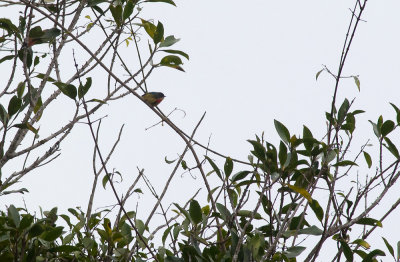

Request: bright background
left=2, top=0, right=400, bottom=259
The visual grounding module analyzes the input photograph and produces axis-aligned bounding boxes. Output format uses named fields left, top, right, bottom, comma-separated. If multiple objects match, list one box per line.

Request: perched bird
left=27, top=27, right=61, bottom=47
left=142, top=92, right=166, bottom=106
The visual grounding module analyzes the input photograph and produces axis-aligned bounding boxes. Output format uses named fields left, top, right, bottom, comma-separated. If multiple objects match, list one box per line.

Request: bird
left=142, top=92, right=166, bottom=106
left=27, top=27, right=61, bottom=47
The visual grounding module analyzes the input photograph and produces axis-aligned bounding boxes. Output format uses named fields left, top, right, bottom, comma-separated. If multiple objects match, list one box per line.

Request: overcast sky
left=2, top=0, right=400, bottom=259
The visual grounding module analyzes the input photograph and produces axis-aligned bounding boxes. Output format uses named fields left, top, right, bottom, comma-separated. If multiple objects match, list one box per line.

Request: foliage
left=1, top=0, right=400, bottom=261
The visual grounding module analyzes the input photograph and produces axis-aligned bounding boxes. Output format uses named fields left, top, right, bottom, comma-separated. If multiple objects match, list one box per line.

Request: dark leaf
left=341, top=241, right=354, bottom=262
left=8, top=95, right=22, bottom=117
left=384, top=137, right=399, bottom=159
left=363, top=151, right=372, bottom=168
left=0, top=55, right=14, bottom=64
left=381, top=120, right=395, bottom=137
left=274, top=119, right=290, bottom=144
left=145, top=0, right=176, bottom=6
left=315, top=69, right=324, bottom=80
left=123, top=0, right=135, bottom=20
left=110, top=4, right=123, bottom=27
left=159, top=49, right=189, bottom=60
left=231, top=171, right=251, bottom=182
left=224, top=157, right=233, bottom=178
left=285, top=246, right=306, bottom=258
left=78, top=77, right=92, bottom=99
left=389, top=103, right=400, bottom=125
left=205, top=156, right=222, bottom=180
left=8, top=205, right=20, bottom=228
left=382, top=237, right=394, bottom=258
left=189, top=200, right=202, bottom=225
left=159, top=35, right=180, bottom=48
left=356, top=217, right=382, bottom=227
left=338, top=98, right=350, bottom=125
left=40, top=226, right=64, bottom=241
left=54, top=82, right=77, bottom=100
left=153, top=21, right=164, bottom=44
left=332, top=160, right=358, bottom=167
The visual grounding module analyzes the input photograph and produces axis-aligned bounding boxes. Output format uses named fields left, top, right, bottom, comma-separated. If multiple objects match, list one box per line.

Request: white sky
left=2, top=0, right=400, bottom=260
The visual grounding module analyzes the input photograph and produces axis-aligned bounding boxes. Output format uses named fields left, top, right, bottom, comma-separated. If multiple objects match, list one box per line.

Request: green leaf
left=390, top=103, right=400, bottom=125
left=165, top=156, right=176, bottom=164
left=140, top=19, right=156, bottom=39
left=123, top=0, right=135, bottom=20
left=382, top=237, right=394, bottom=257
left=35, top=73, right=56, bottom=82
left=216, top=203, right=231, bottom=221
left=8, top=95, right=22, bottom=117
left=0, top=18, right=20, bottom=37
left=315, top=69, right=324, bottom=81
left=159, top=55, right=185, bottom=71
left=78, top=77, right=92, bottom=99
left=303, top=125, right=314, bottom=152
left=309, top=199, right=324, bottom=222
left=0, top=104, right=9, bottom=125
left=332, top=160, right=358, bottom=167
left=363, top=151, right=372, bottom=168
left=342, top=241, right=354, bottom=262
left=54, top=82, right=77, bottom=100
left=159, top=49, right=189, bottom=60
left=17, top=82, right=25, bottom=98
left=159, top=35, right=180, bottom=48
left=285, top=246, right=306, bottom=258
left=384, top=137, right=400, bottom=159
left=231, top=171, right=251, bottom=182
left=189, top=200, right=202, bottom=225
left=356, top=217, right=382, bottom=227
left=8, top=205, right=20, bottom=228
left=287, top=184, right=312, bottom=202
left=224, top=157, right=233, bottom=178
left=13, top=122, right=38, bottom=134
left=18, top=47, right=32, bottom=67
left=274, top=119, right=290, bottom=144
left=0, top=55, right=14, bottom=64
left=361, top=249, right=385, bottom=262
left=205, top=156, right=222, bottom=180
left=352, top=239, right=370, bottom=250
left=368, top=120, right=381, bottom=138
left=110, top=4, right=123, bottom=27
left=338, top=98, right=350, bottom=124
left=278, top=141, right=287, bottom=167
left=19, top=214, right=34, bottom=230
left=102, top=174, right=110, bottom=189
left=381, top=120, right=395, bottom=137
left=40, top=226, right=63, bottom=241
left=173, top=203, right=190, bottom=221
left=153, top=21, right=164, bottom=44
left=353, top=76, right=360, bottom=91
left=145, top=0, right=176, bottom=6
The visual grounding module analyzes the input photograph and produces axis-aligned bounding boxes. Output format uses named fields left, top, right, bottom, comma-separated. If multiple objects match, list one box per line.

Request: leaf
left=102, top=174, right=110, bottom=189
left=332, top=160, right=358, bottom=167
left=216, top=203, right=231, bottom=221
left=173, top=203, right=190, bottom=221
left=17, top=82, right=25, bottom=98
left=224, top=157, right=233, bottom=178
left=356, top=217, right=382, bottom=227
left=361, top=249, right=385, bottom=262
left=309, top=199, right=324, bottom=222
left=140, top=19, right=156, bottom=39
left=153, top=21, right=164, bottom=45
left=287, top=184, right=312, bottom=201
left=390, top=103, right=400, bottom=125
left=278, top=141, right=287, bottom=167
left=303, top=125, right=314, bottom=152
left=35, top=73, right=56, bottom=82
left=159, top=35, right=180, bottom=48
left=189, top=200, right=202, bottom=225
left=342, top=241, right=354, bottom=262
left=382, top=237, right=394, bottom=257
left=159, top=49, right=189, bottom=60
left=40, top=226, right=63, bottom=241
left=352, top=239, right=371, bottom=250
left=363, top=151, right=372, bottom=168
left=123, top=0, right=135, bottom=20
left=0, top=104, right=9, bottom=125
left=338, top=98, right=350, bottom=125
left=384, top=137, right=400, bottom=159
left=0, top=55, right=14, bottom=64
left=315, top=69, right=324, bottom=81
left=8, top=205, right=20, bottom=228
left=54, top=82, right=77, bottom=100
left=78, top=77, right=92, bottom=99
left=13, top=122, right=38, bottom=134
left=8, top=95, right=22, bottom=117
left=231, top=171, right=251, bottom=182
left=165, top=156, right=176, bottom=164
left=144, top=0, right=176, bottom=6
left=381, top=120, right=395, bottom=137
left=368, top=120, right=381, bottom=138
left=205, top=156, right=222, bottom=180
left=285, top=246, right=306, bottom=258
left=110, top=4, right=123, bottom=27
left=353, top=76, right=360, bottom=91
left=274, top=120, right=290, bottom=144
